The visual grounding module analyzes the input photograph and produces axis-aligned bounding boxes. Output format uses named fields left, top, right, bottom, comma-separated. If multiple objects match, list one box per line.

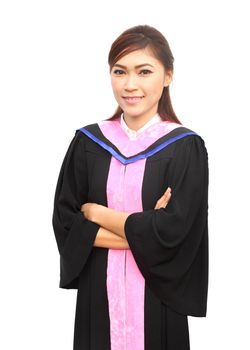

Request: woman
left=52, top=25, right=209, bottom=350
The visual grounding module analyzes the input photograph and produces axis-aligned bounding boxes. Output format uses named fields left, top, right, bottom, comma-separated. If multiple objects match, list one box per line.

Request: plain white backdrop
left=0, top=0, right=249, bottom=349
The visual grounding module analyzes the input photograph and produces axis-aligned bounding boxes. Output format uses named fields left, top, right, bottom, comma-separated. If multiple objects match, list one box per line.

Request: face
left=110, top=48, right=172, bottom=123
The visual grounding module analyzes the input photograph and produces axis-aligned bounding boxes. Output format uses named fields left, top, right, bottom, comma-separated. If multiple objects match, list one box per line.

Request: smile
left=122, top=96, right=144, bottom=104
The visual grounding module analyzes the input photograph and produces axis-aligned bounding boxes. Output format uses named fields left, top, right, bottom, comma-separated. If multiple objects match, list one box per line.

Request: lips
left=123, top=96, right=144, bottom=100
left=122, top=96, right=144, bottom=104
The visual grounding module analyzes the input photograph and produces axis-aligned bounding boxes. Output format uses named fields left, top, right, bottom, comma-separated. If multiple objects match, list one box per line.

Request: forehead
left=114, top=48, right=162, bottom=68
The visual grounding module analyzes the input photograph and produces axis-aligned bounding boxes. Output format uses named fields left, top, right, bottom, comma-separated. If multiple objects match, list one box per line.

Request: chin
left=123, top=108, right=146, bottom=118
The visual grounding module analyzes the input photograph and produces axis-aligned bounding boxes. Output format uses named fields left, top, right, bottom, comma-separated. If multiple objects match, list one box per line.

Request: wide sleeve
left=52, top=131, right=100, bottom=289
left=124, top=135, right=209, bottom=316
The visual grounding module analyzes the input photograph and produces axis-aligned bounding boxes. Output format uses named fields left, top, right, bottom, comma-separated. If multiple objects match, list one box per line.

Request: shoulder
left=157, top=123, right=206, bottom=151
left=75, top=119, right=121, bottom=146
left=167, top=125, right=208, bottom=161
left=73, top=122, right=100, bottom=144
left=76, top=119, right=119, bottom=133
left=76, top=122, right=99, bottom=134
left=174, top=124, right=206, bottom=146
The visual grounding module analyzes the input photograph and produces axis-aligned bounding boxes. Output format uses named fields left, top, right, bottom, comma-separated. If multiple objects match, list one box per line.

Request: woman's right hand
left=154, top=187, right=172, bottom=209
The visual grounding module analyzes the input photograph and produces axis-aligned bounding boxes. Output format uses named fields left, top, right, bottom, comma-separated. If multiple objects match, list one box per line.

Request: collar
left=120, top=113, right=162, bottom=140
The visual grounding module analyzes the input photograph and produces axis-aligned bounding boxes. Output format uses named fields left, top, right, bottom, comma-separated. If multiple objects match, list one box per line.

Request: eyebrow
left=113, top=63, right=154, bottom=69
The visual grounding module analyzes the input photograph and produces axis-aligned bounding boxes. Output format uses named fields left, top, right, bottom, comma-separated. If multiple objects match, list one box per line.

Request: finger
left=164, top=187, right=171, bottom=196
left=162, top=187, right=172, bottom=201
left=155, top=196, right=170, bottom=209
left=154, top=188, right=172, bottom=209
left=160, top=187, right=172, bottom=202
left=155, top=197, right=168, bottom=209
left=163, top=190, right=171, bottom=201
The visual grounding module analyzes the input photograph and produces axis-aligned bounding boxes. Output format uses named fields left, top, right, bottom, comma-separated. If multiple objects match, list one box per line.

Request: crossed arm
left=80, top=187, right=172, bottom=249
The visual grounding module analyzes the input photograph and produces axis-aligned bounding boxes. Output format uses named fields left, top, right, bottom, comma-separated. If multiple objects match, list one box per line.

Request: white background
left=0, top=0, right=249, bottom=349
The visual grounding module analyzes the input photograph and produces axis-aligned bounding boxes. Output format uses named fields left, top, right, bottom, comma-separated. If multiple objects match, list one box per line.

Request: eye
left=139, top=69, right=153, bottom=75
left=113, top=69, right=125, bottom=75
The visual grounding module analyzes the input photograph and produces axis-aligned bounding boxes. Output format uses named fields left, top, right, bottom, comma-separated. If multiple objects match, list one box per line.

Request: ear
left=164, top=70, right=173, bottom=87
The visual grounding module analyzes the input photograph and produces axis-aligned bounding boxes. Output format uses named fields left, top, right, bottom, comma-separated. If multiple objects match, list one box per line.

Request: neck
left=123, top=112, right=158, bottom=131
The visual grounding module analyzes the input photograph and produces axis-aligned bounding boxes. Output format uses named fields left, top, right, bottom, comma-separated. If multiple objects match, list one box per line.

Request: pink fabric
left=99, top=118, right=181, bottom=157
left=99, top=119, right=181, bottom=350
left=106, top=158, right=146, bottom=350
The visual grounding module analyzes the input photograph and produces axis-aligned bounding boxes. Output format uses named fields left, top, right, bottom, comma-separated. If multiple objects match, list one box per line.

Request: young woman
left=52, top=25, right=209, bottom=350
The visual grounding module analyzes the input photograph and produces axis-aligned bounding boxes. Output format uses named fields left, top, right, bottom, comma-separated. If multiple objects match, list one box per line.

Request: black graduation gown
left=52, top=123, right=209, bottom=350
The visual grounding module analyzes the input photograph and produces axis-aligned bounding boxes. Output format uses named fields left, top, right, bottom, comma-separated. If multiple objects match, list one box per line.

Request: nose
left=124, top=74, right=138, bottom=91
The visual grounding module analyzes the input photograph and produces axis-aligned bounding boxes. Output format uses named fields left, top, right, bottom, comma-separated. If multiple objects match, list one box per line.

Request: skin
left=82, top=188, right=172, bottom=249
left=81, top=48, right=173, bottom=249
left=110, top=48, right=172, bottom=131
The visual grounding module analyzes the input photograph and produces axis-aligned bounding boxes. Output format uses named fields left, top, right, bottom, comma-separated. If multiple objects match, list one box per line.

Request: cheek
left=146, top=76, right=165, bottom=96
left=111, top=78, right=123, bottom=94
left=111, top=81, right=123, bottom=104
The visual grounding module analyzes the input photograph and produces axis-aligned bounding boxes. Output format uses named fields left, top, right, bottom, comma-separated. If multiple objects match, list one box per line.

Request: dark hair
left=108, top=25, right=181, bottom=124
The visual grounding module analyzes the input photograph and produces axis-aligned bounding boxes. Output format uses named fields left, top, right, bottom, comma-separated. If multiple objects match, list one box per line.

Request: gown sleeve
left=124, top=135, right=209, bottom=316
left=52, top=131, right=100, bottom=289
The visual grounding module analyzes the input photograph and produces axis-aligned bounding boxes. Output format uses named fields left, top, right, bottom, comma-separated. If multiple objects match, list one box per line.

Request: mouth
left=122, top=96, right=144, bottom=104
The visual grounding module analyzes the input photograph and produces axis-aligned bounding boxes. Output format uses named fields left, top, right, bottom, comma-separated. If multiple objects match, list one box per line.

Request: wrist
left=92, top=204, right=107, bottom=224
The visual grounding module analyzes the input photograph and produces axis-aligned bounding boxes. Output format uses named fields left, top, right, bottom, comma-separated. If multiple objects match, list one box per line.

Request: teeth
left=125, top=97, right=142, bottom=100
